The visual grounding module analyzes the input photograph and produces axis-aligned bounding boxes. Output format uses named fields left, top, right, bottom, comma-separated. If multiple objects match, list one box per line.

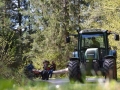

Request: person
left=41, top=60, right=50, bottom=80
left=72, top=48, right=78, bottom=58
left=27, top=61, right=34, bottom=71
left=25, top=60, right=35, bottom=79
left=49, top=61, right=56, bottom=78
left=90, top=37, right=100, bottom=48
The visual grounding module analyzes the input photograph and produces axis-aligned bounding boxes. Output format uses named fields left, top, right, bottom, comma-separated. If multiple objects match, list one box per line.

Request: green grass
left=0, top=78, right=120, bottom=90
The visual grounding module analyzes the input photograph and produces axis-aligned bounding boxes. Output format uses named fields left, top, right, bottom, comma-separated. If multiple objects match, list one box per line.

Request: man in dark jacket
left=27, top=61, right=34, bottom=71
left=25, top=61, right=34, bottom=79
left=41, top=60, right=50, bottom=80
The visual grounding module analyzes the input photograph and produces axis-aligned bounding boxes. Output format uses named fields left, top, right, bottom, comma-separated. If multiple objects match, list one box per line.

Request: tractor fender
left=104, top=55, right=115, bottom=59
left=70, top=57, right=80, bottom=61
left=109, top=50, right=117, bottom=58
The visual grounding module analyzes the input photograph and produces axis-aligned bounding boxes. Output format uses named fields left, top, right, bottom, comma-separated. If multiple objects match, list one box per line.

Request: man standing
left=49, top=61, right=56, bottom=78
left=41, top=60, right=50, bottom=80
left=25, top=61, right=34, bottom=79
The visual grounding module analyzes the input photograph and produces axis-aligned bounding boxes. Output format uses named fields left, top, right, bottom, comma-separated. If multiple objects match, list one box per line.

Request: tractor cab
left=80, top=32, right=105, bottom=62
left=71, top=29, right=119, bottom=61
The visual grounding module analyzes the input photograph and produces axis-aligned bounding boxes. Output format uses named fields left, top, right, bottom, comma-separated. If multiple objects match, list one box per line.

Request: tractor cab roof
left=80, top=29, right=106, bottom=34
left=80, top=29, right=118, bottom=36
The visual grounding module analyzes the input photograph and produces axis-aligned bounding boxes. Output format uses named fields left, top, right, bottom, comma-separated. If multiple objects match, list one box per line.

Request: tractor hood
left=85, top=48, right=99, bottom=60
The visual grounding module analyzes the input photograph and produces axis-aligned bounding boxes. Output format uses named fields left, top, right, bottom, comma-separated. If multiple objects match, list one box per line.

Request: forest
left=0, top=0, right=120, bottom=88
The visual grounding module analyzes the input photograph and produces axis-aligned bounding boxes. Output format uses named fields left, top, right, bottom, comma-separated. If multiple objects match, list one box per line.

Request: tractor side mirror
left=114, top=34, right=119, bottom=41
left=66, top=36, right=70, bottom=43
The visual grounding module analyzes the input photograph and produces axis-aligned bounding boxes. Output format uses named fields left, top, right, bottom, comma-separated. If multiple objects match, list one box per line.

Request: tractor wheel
left=103, top=58, right=117, bottom=80
left=68, top=60, right=84, bottom=83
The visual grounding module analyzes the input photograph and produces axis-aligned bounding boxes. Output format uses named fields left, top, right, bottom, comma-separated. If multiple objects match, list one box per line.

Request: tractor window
left=81, top=34, right=105, bottom=49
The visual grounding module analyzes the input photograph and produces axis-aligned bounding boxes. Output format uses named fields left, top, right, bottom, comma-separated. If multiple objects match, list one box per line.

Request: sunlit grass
left=15, top=80, right=120, bottom=90
left=1, top=78, right=120, bottom=90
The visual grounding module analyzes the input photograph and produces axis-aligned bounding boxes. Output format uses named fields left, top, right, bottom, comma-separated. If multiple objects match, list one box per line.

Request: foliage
left=24, top=0, right=73, bottom=69
left=0, top=0, right=120, bottom=84
left=0, top=78, right=14, bottom=90
left=28, top=0, right=120, bottom=68
left=0, top=0, right=27, bottom=83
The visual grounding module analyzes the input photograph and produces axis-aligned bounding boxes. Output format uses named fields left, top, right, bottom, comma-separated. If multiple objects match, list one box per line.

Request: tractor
left=66, top=29, right=119, bottom=83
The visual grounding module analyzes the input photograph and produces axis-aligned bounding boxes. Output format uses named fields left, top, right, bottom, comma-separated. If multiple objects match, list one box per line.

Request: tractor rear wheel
left=103, top=58, right=117, bottom=80
left=68, top=60, right=84, bottom=83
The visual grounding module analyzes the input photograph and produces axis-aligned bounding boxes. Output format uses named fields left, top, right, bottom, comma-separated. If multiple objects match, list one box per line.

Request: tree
left=0, top=0, right=120, bottom=80
left=28, top=0, right=91, bottom=67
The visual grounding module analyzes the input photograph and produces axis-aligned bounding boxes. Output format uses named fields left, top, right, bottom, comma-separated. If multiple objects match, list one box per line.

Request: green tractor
left=66, top=29, right=119, bottom=83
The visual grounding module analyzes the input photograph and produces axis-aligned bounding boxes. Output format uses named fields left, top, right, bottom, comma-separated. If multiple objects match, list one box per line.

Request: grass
left=15, top=80, right=120, bottom=90
left=0, top=78, right=120, bottom=90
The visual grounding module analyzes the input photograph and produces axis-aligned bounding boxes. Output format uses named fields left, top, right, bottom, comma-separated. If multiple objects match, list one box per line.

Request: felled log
left=53, top=68, right=68, bottom=74
left=32, top=68, right=68, bottom=74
